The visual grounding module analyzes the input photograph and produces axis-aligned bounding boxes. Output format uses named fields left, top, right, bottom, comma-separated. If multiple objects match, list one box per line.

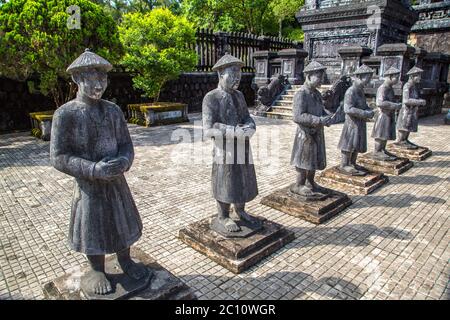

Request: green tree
left=119, top=7, right=197, bottom=100
left=0, top=0, right=123, bottom=108
left=181, top=0, right=272, bottom=34
left=93, top=0, right=182, bottom=21
left=270, top=0, right=304, bottom=37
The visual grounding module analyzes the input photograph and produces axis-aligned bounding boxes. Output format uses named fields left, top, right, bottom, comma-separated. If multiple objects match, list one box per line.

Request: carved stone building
left=297, top=0, right=418, bottom=82
left=408, top=0, right=450, bottom=81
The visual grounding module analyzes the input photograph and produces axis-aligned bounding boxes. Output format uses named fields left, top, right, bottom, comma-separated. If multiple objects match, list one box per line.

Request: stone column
left=253, top=50, right=278, bottom=87
left=278, top=48, right=309, bottom=85
left=338, top=46, right=373, bottom=76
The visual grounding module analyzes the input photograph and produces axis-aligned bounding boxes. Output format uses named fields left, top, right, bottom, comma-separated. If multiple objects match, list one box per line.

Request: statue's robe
left=202, top=86, right=258, bottom=204
left=50, top=99, right=142, bottom=255
left=290, top=83, right=328, bottom=171
left=372, top=83, right=397, bottom=141
left=338, top=84, right=371, bottom=153
left=397, top=81, right=422, bottom=133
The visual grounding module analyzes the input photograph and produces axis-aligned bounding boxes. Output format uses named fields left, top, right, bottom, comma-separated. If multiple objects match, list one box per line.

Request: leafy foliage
left=119, top=7, right=197, bottom=100
left=181, top=0, right=305, bottom=39
left=0, top=0, right=123, bottom=107
left=92, top=0, right=182, bottom=21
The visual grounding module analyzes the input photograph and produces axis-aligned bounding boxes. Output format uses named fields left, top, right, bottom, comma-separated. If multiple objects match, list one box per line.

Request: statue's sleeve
left=292, top=90, right=321, bottom=127
left=344, top=89, right=369, bottom=118
left=50, top=109, right=96, bottom=180
left=403, top=84, right=424, bottom=107
left=202, top=93, right=234, bottom=138
left=376, top=86, right=398, bottom=111
left=116, top=107, right=134, bottom=171
left=240, top=91, right=256, bottom=129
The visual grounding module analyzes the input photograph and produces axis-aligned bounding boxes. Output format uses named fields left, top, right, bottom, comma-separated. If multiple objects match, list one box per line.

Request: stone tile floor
left=0, top=113, right=448, bottom=300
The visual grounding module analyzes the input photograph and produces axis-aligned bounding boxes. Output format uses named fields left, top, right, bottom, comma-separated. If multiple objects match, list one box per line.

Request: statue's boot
left=290, top=184, right=327, bottom=200
left=395, top=140, right=415, bottom=150
left=306, top=181, right=330, bottom=196
left=405, top=139, right=419, bottom=149
left=339, top=165, right=367, bottom=176
left=372, top=151, right=396, bottom=161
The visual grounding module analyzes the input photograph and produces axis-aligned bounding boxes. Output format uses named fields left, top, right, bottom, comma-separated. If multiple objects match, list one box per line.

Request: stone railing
left=188, top=29, right=303, bottom=72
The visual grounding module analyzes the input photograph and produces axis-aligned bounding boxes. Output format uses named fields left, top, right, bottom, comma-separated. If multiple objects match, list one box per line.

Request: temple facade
left=297, top=0, right=419, bottom=81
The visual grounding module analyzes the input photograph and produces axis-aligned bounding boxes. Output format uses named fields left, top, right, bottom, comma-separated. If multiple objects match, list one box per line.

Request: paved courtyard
left=0, top=112, right=448, bottom=300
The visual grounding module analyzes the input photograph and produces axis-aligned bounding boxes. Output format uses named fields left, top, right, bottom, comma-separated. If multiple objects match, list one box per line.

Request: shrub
left=119, top=8, right=197, bottom=101
left=0, top=0, right=123, bottom=108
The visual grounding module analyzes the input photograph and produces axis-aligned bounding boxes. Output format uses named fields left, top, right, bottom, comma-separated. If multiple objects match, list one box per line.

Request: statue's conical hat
left=304, top=60, right=327, bottom=73
left=353, top=64, right=374, bottom=75
left=384, top=66, right=401, bottom=76
left=212, top=54, right=244, bottom=71
left=406, top=66, right=424, bottom=76
left=67, top=48, right=113, bottom=74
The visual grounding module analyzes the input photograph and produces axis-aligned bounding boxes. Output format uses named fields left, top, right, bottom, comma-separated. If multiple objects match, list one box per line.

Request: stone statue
left=50, top=49, right=148, bottom=296
left=394, top=66, right=426, bottom=149
left=256, top=74, right=287, bottom=112
left=202, top=54, right=261, bottom=235
left=371, top=66, right=402, bottom=160
left=337, top=64, right=375, bottom=176
left=290, top=61, right=333, bottom=200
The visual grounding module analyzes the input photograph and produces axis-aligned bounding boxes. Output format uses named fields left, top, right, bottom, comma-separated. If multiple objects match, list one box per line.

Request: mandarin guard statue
left=371, top=66, right=402, bottom=161
left=50, top=49, right=149, bottom=296
left=202, top=54, right=262, bottom=236
left=290, top=61, right=334, bottom=200
left=337, top=64, right=375, bottom=176
left=394, top=66, right=426, bottom=149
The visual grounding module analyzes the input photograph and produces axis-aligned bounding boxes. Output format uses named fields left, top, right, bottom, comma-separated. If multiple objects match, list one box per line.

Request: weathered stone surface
left=261, top=186, right=352, bottom=224
left=317, top=166, right=389, bottom=195
left=178, top=217, right=295, bottom=274
left=357, top=153, right=413, bottom=175
left=386, top=143, right=432, bottom=161
left=43, top=247, right=195, bottom=300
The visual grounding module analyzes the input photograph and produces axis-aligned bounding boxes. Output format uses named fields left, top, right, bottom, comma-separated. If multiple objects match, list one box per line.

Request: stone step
left=280, top=95, right=294, bottom=101
left=274, top=101, right=293, bottom=107
left=265, top=112, right=293, bottom=120
left=272, top=106, right=293, bottom=114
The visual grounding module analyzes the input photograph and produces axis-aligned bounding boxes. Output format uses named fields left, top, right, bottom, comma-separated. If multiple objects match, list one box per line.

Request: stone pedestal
left=261, top=186, right=352, bottom=224
left=357, top=153, right=413, bottom=175
left=317, top=166, right=389, bottom=195
left=386, top=143, right=432, bottom=161
left=278, top=48, right=308, bottom=85
left=43, top=247, right=195, bottom=300
left=253, top=50, right=279, bottom=87
left=178, top=217, right=295, bottom=274
left=338, top=46, right=373, bottom=76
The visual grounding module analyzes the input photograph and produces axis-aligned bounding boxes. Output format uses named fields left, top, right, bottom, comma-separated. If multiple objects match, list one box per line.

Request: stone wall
left=0, top=72, right=256, bottom=134
left=159, top=72, right=256, bottom=113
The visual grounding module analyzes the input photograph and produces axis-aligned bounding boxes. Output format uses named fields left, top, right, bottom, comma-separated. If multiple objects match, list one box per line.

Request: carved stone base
left=178, top=217, right=295, bottom=274
left=317, top=166, right=389, bottom=195
left=43, top=247, right=196, bottom=300
left=357, top=153, right=413, bottom=175
left=260, top=186, right=352, bottom=224
left=386, top=144, right=432, bottom=161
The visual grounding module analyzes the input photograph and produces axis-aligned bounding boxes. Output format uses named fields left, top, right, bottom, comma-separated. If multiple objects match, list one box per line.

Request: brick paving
left=0, top=113, right=448, bottom=300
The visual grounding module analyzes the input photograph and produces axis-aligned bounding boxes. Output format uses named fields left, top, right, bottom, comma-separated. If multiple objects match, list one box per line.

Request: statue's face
left=307, top=71, right=324, bottom=88
left=219, top=66, right=242, bottom=90
left=73, top=69, right=108, bottom=100
left=360, top=73, right=372, bottom=86
left=388, top=74, right=400, bottom=85
left=411, top=74, right=421, bottom=84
